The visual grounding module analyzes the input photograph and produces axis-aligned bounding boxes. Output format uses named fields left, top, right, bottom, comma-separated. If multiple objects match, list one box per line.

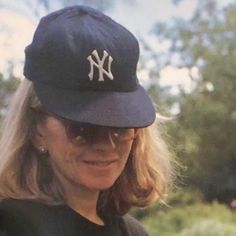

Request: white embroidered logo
left=87, top=49, right=114, bottom=81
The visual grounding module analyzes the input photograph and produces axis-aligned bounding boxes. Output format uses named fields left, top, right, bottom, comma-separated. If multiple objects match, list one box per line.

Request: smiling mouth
left=83, top=160, right=117, bottom=167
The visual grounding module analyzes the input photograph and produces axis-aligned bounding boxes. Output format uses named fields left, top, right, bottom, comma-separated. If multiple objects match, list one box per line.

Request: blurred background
left=0, top=0, right=236, bottom=235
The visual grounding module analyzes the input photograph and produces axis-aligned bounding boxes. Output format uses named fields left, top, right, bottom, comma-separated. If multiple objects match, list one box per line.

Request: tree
left=151, top=0, right=236, bottom=202
left=0, top=72, right=20, bottom=127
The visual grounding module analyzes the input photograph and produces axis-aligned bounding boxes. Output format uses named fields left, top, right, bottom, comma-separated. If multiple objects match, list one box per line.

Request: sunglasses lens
left=66, top=122, right=91, bottom=141
left=110, top=128, right=137, bottom=142
left=64, top=120, right=137, bottom=144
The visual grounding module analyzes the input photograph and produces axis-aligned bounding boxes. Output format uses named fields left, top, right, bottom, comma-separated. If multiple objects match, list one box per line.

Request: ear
left=31, top=123, right=47, bottom=150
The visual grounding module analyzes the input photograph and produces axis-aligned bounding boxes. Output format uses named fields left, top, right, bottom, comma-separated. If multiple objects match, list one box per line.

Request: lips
left=83, top=160, right=117, bottom=167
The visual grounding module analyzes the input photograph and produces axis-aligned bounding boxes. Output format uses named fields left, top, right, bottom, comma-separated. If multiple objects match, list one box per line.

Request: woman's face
left=36, top=116, right=135, bottom=194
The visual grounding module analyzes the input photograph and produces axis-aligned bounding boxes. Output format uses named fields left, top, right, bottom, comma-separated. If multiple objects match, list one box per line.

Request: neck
left=62, top=183, right=104, bottom=225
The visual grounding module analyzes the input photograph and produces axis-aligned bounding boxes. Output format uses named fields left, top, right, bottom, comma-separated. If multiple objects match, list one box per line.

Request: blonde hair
left=0, top=78, right=175, bottom=216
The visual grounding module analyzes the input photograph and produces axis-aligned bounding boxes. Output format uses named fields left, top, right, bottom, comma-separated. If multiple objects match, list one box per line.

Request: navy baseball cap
left=24, top=5, right=156, bottom=128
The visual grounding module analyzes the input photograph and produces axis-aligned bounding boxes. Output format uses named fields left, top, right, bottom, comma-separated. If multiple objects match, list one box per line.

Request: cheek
left=117, top=141, right=134, bottom=169
left=44, top=131, right=80, bottom=173
left=47, top=142, right=86, bottom=186
left=46, top=140, right=70, bottom=168
left=118, top=141, right=133, bottom=157
left=47, top=138, right=84, bottom=169
left=43, top=121, right=74, bottom=158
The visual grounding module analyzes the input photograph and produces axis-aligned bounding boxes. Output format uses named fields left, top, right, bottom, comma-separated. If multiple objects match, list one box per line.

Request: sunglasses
left=63, top=121, right=138, bottom=144
left=34, top=108, right=138, bottom=144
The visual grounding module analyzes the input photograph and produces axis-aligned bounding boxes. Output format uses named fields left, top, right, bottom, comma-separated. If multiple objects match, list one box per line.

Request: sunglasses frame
left=32, top=108, right=138, bottom=145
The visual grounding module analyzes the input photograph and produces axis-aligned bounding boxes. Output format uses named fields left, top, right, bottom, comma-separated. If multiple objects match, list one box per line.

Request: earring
left=38, top=146, right=47, bottom=154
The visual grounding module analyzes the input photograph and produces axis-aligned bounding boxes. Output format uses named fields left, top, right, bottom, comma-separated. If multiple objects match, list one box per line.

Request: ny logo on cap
left=87, top=50, right=114, bottom=81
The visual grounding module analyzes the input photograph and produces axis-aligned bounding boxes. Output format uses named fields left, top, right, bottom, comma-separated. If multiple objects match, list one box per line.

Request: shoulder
left=0, top=198, right=70, bottom=223
left=0, top=198, right=48, bottom=217
left=0, top=199, right=45, bottom=235
left=121, top=214, right=149, bottom=236
left=0, top=198, right=70, bottom=236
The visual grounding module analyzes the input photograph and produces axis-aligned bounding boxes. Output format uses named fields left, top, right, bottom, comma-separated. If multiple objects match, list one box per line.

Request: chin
left=86, top=178, right=117, bottom=191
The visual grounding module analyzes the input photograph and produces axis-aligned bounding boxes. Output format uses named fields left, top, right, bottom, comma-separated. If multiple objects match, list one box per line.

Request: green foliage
left=150, top=0, right=236, bottom=202
left=178, top=220, right=236, bottom=236
left=167, top=188, right=204, bottom=207
left=0, top=73, right=20, bottom=125
left=138, top=190, right=236, bottom=236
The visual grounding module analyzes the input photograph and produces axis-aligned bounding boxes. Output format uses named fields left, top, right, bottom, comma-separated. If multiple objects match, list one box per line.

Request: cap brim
left=34, top=82, right=156, bottom=128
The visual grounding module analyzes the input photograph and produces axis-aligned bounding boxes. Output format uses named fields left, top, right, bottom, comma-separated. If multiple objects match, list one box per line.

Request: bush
left=139, top=191, right=236, bottom=236
left=178, top=219, right=236, bottom=236
left=132, top=188, right=203, bottom=220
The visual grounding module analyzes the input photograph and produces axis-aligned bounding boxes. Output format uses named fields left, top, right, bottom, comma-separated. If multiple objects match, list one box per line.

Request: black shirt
left=0, top=199, right=148, bottom=236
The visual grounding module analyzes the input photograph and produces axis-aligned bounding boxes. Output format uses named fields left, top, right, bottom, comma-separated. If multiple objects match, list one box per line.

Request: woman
left=0, top=5, right=173, bottom=236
